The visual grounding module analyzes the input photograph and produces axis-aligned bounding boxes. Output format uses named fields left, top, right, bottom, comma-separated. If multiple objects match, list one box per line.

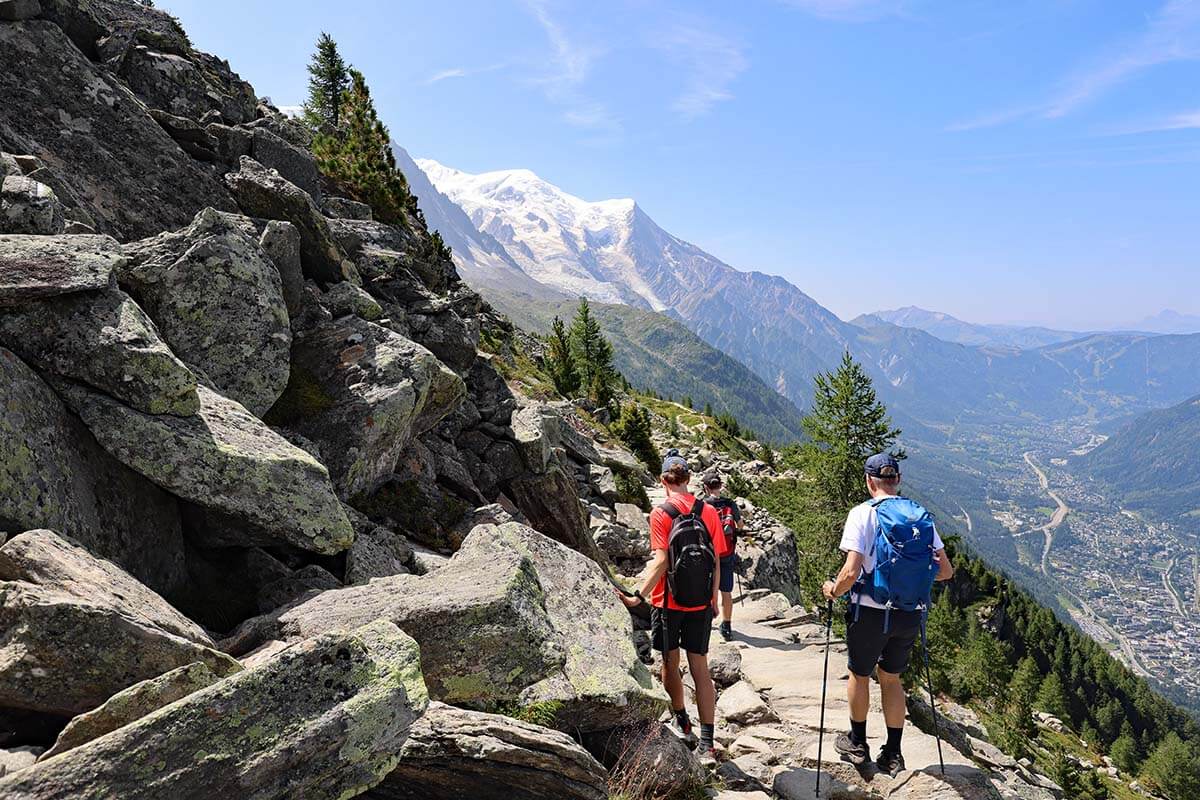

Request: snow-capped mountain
left=406, top=157, right=1200, bottom=430
left=415, top=159, right=668, bottom=309
left=392, top=146, right=558, bottom=301
left=414, top=158, right=858, bottom=405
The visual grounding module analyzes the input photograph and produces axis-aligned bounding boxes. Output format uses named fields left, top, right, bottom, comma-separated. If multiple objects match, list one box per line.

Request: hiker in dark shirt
left=701, top=471, right=743, bottom=641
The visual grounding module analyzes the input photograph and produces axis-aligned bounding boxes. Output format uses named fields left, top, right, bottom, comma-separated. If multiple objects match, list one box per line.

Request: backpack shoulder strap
left=690, top=498, right=705, bottom=517
left=659, top=501, right=682, bottom=520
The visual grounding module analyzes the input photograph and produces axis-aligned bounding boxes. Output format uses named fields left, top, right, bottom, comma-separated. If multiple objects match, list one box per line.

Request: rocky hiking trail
left=644, top=588, right=1058, bottom=800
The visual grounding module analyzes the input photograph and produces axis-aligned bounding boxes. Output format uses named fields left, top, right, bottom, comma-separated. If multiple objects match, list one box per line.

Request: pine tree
left=1035, top=671, right=1070, bottom=720
left=759, top=442, right=776, bottom=468
left=1140, top=733, right=1200, bottom=800
left=614, top=404, right=659, bottom=472
left=1109, top=722, right=1141, bottom=775
left=1049, top=745, right=1082, bottom=799
left=302, top=33, right=349, bottom=130
left=1010, top=657, right=1041, bottom=713
left=1077, top=771, right=1111, bottom=800
left=545, top=316, right=580, bottom=397
left=567, top=298, right=617, bottom=408
left=1009, top=656, right=1041, bottom=736
left=801, top=351, right=902, bottom=511
left=921, top=589, right=967, bottom=692
left=311, top=69, right=413, bottom=226
left=949, top=618, right=1011, bottom=702
left=667, top=414, right=680, bottom=439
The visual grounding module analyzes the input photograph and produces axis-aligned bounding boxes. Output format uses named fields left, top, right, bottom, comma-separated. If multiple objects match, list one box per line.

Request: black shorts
left=651, top=606, right=713, bottom=655
left=845, top=605, right=922, bottom=677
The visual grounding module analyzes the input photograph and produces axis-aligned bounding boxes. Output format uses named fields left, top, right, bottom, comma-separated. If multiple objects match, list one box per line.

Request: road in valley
left=1164, top=555, right=1188, bottom=618
left=1021, top=452, right=1070, bottom=576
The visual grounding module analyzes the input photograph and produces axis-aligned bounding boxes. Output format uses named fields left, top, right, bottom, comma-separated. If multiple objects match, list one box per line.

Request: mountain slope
left=860, top=306, right=1084, bottom=349
left=485, top=288, right=809, bottom=442
left=1077, top=394, right=1200, bottom=521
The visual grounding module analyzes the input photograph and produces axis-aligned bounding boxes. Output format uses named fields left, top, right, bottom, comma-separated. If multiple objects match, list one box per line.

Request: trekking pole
left=816, top=597, right=833, bottom=798
left=921, top=615, right=946, bottom=776
left=735, top=559, right=744, bottom=607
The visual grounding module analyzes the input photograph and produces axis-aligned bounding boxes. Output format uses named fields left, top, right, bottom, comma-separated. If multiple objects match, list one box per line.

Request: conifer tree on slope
left=568, top=298, right=616, bottom=407
left=545, top=315, right=580, bottom=397
left=803, top=350, right=903, bottom=512
left=312, top=68, right=414, bottom=226
left=302, top=33, right=349, bottom=130
left=1141, top=732, right=1200, bottom=800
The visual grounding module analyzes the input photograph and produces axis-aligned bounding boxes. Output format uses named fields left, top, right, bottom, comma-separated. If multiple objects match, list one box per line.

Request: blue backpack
left=852, top=497, right=938, bottom=631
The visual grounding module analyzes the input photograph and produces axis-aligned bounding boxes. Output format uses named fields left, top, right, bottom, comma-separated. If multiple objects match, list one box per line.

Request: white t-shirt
left=839, top=495, right=944, bottom=610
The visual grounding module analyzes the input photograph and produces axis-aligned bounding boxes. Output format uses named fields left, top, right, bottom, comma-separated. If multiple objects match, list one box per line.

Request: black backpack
left=706, top=497, right=739, bottom=553
left=660, top=499, right=716, bottom=607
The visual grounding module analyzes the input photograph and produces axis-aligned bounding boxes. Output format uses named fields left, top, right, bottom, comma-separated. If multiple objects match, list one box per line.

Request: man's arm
left=822, top=550, right=864, bottom=600
left=617, top=548, right=668, bottom=607
left=934, top=548, right=954, bottom=581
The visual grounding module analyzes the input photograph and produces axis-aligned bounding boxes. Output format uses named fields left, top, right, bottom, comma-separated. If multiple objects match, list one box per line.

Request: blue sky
left=162, top=0, right=1200, bottom=329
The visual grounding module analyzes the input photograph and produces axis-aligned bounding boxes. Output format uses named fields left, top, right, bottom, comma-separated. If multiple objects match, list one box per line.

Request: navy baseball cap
left=864, top=453, right=900, bottom=479
left=661, top=449, right=690, bottom=473
left=702, top=470, right=722, bottom=486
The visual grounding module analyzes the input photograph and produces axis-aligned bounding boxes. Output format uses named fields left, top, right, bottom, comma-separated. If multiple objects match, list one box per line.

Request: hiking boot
left=834, top=732, right=870, bottom=766
left=718, top=620, right=732, bottom=641
left=665, top=714, right=696, bottom=746
left=698, top=747, right=718, bottom=768
left=875, top=748, right=905, bottom=777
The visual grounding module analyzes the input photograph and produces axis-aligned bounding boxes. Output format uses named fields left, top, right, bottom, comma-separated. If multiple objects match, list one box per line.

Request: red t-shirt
left=649, top=493, right=727, bottom=611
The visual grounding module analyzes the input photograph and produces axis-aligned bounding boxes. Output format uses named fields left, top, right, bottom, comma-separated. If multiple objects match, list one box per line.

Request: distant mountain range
left=400, top=155, right=1200, bottom=435
left=1077, top=394, right=1200, bottom=521
left=1132, top=309, right=1200, bottom=335
left=858, top=306, right=1084, bottom=349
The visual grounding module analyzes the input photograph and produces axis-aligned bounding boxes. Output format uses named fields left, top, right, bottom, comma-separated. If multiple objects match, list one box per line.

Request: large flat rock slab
left=0, top=621, right=427, bottom=800
left=226, top=522, right=661, bottom=733
left=0, top=530, right=240, bottom=717
left=119, top=208, right=292, bottom=416
left=365, top=702, right=607, bottom=800
left=0, top=234, right=119, bottom=305
left=62, top=383, right=354, bottom=555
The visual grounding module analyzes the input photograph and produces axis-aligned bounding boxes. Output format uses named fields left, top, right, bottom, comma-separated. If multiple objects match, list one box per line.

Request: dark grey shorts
left=845, top=605, right=922, bottom=677
left=651, top=606, right=713, bottom=655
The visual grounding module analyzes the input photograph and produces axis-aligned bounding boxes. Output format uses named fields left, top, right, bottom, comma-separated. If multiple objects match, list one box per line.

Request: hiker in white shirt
left=821, top=453, right=954, bottom=776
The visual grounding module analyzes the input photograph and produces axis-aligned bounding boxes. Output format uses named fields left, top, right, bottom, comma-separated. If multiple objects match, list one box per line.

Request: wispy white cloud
left=656, top=25, right=747, bottom=119
left=521, top=0, right=621, bottom=133
left=425, top=68, right=467, bottom=84
left=775, top=0, right=906, bottom=22
left=944, top=104, right=1047, bottom=133
left=949, top=0, right=1200, bottom=132
left=424, top=63, right=508, bottom=85
left=1045, top=0, right=1200, bottom=118
left=1104, top=108, right=1200, bottom=135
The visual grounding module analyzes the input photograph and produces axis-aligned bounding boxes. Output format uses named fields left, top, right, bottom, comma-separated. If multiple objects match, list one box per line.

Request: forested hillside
left=487, top=289, right=808, bottom=443
left=1078, top=395, right=1200, bottom=521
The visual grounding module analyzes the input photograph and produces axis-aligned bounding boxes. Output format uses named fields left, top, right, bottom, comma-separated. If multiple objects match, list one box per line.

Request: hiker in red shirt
left=617, top=449, right=726, bottom=759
